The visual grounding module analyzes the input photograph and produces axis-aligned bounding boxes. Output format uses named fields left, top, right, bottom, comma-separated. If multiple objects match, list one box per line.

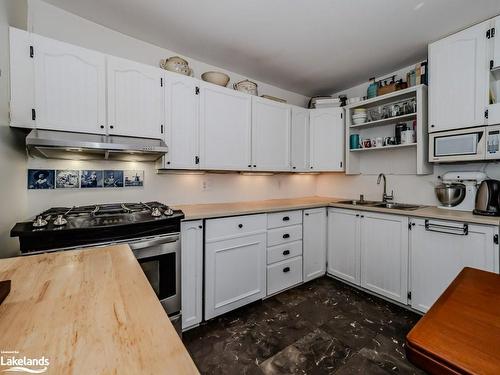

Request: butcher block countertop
left=406, top=268, right=500, bottom=374
left=0, top=245, right=199, bottom=375
left=174, top=196, right=500, bottom=225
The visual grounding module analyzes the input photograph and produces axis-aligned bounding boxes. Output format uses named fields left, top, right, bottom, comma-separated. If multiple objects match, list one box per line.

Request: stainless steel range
left=11, top=202, right=184, bottom=330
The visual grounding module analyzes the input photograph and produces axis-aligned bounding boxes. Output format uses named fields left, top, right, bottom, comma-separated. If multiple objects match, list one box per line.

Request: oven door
left=129, top=233, right=181, bottom=317
left=429, top=127, right=486, bottom=162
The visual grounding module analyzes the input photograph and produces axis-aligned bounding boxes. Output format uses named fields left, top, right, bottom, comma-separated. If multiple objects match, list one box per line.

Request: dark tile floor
left=183, top=277, right=426, bottom=374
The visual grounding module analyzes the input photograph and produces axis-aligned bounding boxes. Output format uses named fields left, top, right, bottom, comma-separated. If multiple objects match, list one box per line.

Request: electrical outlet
left=201, top=178, right=211, bottom=191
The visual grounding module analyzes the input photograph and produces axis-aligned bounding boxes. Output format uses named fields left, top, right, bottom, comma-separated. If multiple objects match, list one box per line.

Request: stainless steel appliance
left=474, top=179, right=500, bottom=216
left=25, top=129, right=168, bottom=162
left=435, top=172, right=486, bottom=211
left=11, top=202, right=183, bottom=331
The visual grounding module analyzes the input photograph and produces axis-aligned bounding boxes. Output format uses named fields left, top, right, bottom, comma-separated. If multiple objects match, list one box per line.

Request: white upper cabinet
left=199, top=84, right=252, bottom=170
left=32, top=34, right=106, bottom=134
left=491, top=16, right=500, bottom=70
left=9, top=27, right=35, bottom=128
left=428, top=20, right=490, bottom=132
left=309, top=108, right=344, bottom=172
left=360, top=212, right=408, bottom=304
left=107, top=56, right=164, bottom=139
left=251, top=97, right=291, bottom=171
left=290, top=107, right=310, bottom=171
left=163, top=74, right=200, bottom=169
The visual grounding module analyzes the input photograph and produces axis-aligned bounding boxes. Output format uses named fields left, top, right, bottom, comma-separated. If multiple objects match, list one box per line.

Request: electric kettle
left=474, top=179, right=500, bottom=216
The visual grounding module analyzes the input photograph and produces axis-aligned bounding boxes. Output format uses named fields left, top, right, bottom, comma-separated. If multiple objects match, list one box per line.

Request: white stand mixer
left=436, top=172, right=487, bottom=211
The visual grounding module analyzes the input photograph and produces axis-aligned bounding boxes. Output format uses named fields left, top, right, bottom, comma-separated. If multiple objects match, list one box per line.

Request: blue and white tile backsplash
left=27, top=169, right=144, bottom=190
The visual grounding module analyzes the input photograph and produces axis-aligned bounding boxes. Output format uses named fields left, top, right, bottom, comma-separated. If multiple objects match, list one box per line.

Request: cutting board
left=0, top=280, right=10, bottom=305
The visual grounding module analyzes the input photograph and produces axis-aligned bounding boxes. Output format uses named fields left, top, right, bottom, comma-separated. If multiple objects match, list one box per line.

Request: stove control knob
left=53, top=214, right=67, bottom=226
left=151, top=207, right=163, bottom=217
left=163, top=207, right=174, bottom=216
left=33, top=215, right=48, bottom=228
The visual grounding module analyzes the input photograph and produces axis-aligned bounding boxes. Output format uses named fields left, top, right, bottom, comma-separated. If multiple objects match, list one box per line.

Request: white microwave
left=429, top=125, right=500, bottom=162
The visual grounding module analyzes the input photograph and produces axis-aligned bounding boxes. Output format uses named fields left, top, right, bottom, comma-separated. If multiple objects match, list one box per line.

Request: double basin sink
left=336, top=199, right=422, bottom=211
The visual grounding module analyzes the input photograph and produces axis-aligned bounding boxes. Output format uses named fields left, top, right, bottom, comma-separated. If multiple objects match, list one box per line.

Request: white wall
left=27, top=0, right=308, bottom=107
left=0, top=0, right=28, bottom=258
left=26, top=158, right=317, bottom=217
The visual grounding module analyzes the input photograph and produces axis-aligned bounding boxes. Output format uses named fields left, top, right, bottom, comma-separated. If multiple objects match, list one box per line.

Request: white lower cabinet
left=328, top=208, right=408, bottom=304
left=303, top=208, right=327, bottom=282
left=204, top=214, right=267, bottom=320
left=327, top=208, right=361, bottom=285
left=360, top=212, right=408, bottom=304
left=410, top=218, right=499, bottom=313
left=181, top=220, right=203, bottom=330
left=267, top=256, right=303, bottom=295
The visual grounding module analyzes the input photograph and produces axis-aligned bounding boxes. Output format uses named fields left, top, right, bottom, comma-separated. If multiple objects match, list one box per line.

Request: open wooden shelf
left=345, top=84, right=432, bottom=175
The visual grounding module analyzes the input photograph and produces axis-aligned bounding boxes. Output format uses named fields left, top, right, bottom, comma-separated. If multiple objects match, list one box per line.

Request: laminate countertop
left=0, top=245, right=199, bottom=375
left=174, top=196, right=500, bottom=226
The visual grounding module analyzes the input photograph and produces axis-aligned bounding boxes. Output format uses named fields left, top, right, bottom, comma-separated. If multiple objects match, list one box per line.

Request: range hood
left=26, top=130, right=168, bottom=162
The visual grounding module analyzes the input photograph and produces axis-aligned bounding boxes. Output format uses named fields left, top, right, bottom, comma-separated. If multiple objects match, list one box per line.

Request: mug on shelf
left=350, top=134, right=360, bottom=149
left=362, top=139, right=372, bottom=148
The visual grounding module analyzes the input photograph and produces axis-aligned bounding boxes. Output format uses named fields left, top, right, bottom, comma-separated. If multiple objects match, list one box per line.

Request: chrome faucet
left=377, top=173, right=394, bottom=202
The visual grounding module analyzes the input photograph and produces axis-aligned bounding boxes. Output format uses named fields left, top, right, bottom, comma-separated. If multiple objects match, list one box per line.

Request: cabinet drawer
left=206, top=214, right=267, bottom=241
left=267, top=225, right=302, bottom=246
left=267, top=240, right=302, bottom=265
left=267, top=256, right=303, bottom=295
left=267, top=210, right=302, bottom=229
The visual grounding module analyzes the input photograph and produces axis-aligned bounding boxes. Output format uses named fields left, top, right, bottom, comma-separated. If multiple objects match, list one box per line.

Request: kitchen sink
left=373, top=202, right=422, bottom=210
left=335, top=200, right=423, bottom=211
left=336, top=199, right=379, bottom=206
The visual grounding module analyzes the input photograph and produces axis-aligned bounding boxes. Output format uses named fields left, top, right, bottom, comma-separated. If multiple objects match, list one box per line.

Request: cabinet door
left=291, top=107, right=310, bottom=171
left=410, top=218, right=499, bottom=313
left=205, top=232, right=267, bottom=319
left=9, top=27, right=35, bottom=128
left=251, top=97, right=291, bottom=171
left=200, top=84, right=252, bottom=170
left=360, top=212, right=408, bottom=304
left=107, top=56, right=163, bottom=138
left=428, top=20, right=489, bottom=132
left=494, top=17, right=500, bottom=70
left=181, top=220, right=203, bottom=330
left=33, top=34, right=106, bottom=134
left=164, top=74, right=199, bottom=169
left=303, top=208, right=327, bottom=282
left=310, top=108, right=344, bottom=171
left=327, top=208, right=360, bottom=285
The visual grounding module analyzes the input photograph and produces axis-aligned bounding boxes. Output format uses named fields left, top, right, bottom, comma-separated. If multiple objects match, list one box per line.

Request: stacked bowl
left=352, top=108, right=368, bottom=125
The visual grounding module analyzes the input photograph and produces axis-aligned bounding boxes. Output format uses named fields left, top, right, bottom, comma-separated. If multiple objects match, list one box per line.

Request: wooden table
left=406, top=267, right=500, bottom=375
left=0, top=245, right=199, bottom=375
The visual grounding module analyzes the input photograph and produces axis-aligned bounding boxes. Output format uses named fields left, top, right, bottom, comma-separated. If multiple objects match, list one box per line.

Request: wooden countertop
left=175, top=196, right=334, bottom=220
left=174, top=196, right=500, bottom=226
left=0, top=245, right=199, bottom=375
left=406, top=268, right=500, bottom=374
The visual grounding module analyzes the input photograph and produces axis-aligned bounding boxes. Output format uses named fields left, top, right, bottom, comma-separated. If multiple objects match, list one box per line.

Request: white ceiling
left=42, top=0, right=500, bottom=96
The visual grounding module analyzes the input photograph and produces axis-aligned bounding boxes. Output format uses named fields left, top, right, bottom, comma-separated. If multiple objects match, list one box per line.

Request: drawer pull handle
left=283, top=267, right=290, bottom=273
left=282, top=234, right=290, bottom=239
left=283, top=216, right=290, bottom=221
left=238, top=224, right=243, bottom=228
left=283, top=250, right=290, bottom=256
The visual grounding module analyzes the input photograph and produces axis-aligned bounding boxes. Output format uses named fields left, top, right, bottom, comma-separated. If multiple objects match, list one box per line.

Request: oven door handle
left=128, top=234, right=180, bottom=251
